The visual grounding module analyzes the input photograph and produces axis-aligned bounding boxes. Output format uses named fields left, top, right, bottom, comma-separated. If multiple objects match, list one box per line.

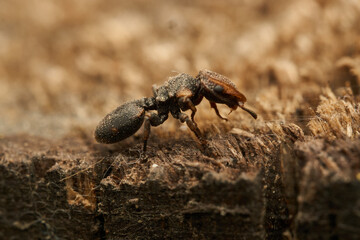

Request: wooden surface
left=1, top=125, right=360, bottom=239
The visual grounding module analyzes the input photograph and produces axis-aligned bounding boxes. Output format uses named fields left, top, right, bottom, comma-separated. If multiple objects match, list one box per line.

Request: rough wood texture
left=1, top=0, right=360, bottom=239
left=1, top=125, right=360, bottom=239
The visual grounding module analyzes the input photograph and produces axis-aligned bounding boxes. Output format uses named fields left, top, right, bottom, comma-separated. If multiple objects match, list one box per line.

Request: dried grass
left=308, top=87, right=360, bottom=139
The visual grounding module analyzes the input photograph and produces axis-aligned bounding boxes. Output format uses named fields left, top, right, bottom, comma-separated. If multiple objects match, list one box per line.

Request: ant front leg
left=143, top=112, right=168, bottom=152
left=210, top=101, right=228, bottom=121
left=178, top=97, right=198, bottom=124
left=172, top=111, right=206, bottom=146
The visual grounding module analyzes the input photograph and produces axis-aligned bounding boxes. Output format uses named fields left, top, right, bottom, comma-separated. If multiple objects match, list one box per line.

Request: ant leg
left=143, top=112, right=168, bottom=152
left=143, top=117, right=151, bottom=152
left=176, top=112, right=206, bottom=146
left=210, top=101, right=228, bottom=121
left=179, top=97, right=197, bottom=124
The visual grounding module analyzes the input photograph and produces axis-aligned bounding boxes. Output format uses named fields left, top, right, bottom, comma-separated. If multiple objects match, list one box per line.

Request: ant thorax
left=166, top=73, right=201, bottom=101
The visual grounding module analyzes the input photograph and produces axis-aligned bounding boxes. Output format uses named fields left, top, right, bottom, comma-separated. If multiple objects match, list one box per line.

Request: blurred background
left=0, top=0, right=359, bottom=140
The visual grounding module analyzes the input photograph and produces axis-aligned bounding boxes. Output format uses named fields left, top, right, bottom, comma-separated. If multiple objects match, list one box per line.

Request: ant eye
left=214, top=85, right=224, bottom=93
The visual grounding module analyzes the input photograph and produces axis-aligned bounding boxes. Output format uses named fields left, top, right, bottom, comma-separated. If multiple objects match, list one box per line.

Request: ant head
left=197, top=69, right=257, bottom=119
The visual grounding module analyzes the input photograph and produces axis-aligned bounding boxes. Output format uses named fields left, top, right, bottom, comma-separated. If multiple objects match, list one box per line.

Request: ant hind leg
left=143, top=112, right=168, bottom=152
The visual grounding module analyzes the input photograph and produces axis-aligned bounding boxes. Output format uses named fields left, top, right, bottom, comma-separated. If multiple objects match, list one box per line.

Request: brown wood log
left=1, top=124, right=359, bottom=239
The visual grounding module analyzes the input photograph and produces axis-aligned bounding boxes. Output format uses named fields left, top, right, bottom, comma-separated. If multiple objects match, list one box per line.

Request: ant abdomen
left=94, top=100, right=145, bottom=144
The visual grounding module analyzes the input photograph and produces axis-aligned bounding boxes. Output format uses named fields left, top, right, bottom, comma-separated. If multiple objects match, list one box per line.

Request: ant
left=95, top=70, right=257, bottom=151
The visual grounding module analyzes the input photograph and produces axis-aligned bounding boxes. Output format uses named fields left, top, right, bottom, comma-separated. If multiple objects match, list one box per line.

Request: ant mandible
left=95, top=70, right=257, bottom=151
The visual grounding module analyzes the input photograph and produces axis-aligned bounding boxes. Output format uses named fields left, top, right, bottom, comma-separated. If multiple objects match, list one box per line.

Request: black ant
left=95, top=70, right=257, bottom=151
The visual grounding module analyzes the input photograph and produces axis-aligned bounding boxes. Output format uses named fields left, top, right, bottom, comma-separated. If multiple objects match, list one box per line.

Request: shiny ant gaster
left=95, top=70, right=257, bottom=151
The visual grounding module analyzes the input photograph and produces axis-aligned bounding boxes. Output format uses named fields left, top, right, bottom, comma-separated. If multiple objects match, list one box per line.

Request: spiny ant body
left=95, top=70, right=257, bottom=151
